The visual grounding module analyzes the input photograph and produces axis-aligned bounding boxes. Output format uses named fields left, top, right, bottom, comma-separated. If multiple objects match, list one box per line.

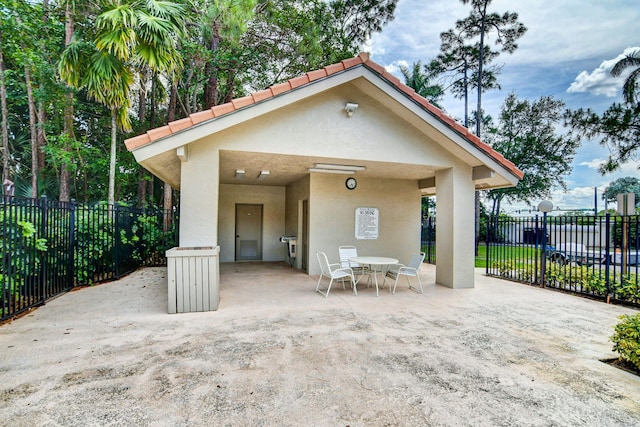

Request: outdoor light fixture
left=308, top=163, right=366, bottom=174
left=313, top=163, right=366, bottom=171
left=235, top=169, right=245, bottom=179
left=538, top=200, right=554, bottom=213
left=258, top=170, right=270, bottom=179
left=344, top=102, right=359, bottom=117
left=308, top=168, right=355, bottom=175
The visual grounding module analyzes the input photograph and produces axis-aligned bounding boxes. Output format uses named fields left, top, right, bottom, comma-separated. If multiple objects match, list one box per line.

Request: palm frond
left=611, top=51, right=640, bottom=77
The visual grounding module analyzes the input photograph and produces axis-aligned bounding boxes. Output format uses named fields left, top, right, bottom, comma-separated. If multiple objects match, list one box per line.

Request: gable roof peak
left=123, top=52, right=523, bottom=180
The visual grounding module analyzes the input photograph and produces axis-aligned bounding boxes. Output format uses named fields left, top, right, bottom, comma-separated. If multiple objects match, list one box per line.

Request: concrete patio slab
left=1, top=263, right=639, bottom=426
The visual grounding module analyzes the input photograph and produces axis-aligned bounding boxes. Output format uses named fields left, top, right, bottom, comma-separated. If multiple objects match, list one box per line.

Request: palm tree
left=59, top=0, right=186, bottom=206
left=611, top=50, right=640, bottom=105
left=399, top=61, right=444, bottom=108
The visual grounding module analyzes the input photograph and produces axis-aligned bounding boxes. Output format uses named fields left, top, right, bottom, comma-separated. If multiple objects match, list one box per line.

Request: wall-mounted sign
left=355, top=207, right=379, bottom=240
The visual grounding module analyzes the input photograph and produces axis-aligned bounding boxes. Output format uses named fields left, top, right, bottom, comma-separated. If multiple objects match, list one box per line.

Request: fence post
left=534, top=215, right=539, bottom=284
left=540, top=211, right=548, bottom=288
left=114, top=203, right=120, bottom=278
left=39, top=196, right=48, bottom=303
left=605, top=213, right=611, bottom=302
left=485, top=215, right=491, bottom=274
left=69, top=199, right=76, bottom=287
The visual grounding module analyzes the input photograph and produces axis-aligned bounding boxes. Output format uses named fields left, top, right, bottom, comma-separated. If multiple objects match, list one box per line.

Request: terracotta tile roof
left=125, top=52, right=524, bottom=179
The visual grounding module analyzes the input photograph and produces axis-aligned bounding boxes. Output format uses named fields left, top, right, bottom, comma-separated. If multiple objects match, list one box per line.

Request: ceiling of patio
left=218, top=150, right=438, bottom=186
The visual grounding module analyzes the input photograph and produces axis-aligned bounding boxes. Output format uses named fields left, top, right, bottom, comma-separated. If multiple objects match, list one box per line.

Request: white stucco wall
left=307, top=174, right=421, bottom=277
left=435, top=167, right=475, bottom=288
left=197, top=85, right=461, bottom=168
left=285, top=175, right=310, bottom=270
left=218, top=184, right=286, bottom=262
left=178, top=145, right=219, bottom=247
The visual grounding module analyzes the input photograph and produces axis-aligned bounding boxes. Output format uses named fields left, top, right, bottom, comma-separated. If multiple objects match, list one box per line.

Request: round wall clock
left=345, top=177, right=357, bottom=190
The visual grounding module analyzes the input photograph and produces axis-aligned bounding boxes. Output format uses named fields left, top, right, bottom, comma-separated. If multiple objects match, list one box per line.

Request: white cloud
left=580, top=157, right=640, bottom=175
left=567, top=47, right=640, bottom=97
left=580, top=158, right=605, bottom=170
left=383, top=59, right=408, bottom=76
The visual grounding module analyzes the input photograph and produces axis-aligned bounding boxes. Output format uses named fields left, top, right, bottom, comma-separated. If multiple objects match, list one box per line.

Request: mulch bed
left=602, top=358, right=640, bottom=377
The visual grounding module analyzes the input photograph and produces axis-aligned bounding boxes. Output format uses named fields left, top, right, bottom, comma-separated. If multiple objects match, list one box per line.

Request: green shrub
left=0, top=219, right=48, bottom=314
left=612, top=275, right=640, bottom=302
left=611, top=313, right=640, bottom=371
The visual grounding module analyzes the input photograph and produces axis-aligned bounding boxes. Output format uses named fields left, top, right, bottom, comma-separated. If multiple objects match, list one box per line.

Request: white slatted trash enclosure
left=166, top=246, right=220, bottom=313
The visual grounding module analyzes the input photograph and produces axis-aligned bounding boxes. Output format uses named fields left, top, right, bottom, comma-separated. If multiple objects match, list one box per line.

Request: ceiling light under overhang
left=308, top=168, right=356, bottom=175
left=313, top=163, right=366, bottom=171
left=235, top=169, right=245, bottom=179
left=258, top=170, right=270, bottom=179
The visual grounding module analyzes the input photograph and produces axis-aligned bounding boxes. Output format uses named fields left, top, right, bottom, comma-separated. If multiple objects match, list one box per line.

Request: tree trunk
left=163, top=182, right=173, bottom=231
left=203, top=22, right=220, bottom=109
left=0, top=44, right=9, bottom=185
left=38, top=2, right=47, bottom=172
left=463, top=61, right=469, bottom=128
left=168, top=81, right=177, bottom=122
left=108, top=110, right=117, bottom=206
left=475, top=2, right=488, bottom=139
left=474, top=2, right=489, bottom=256
left=137, top=68, right=148, bottom=209
left=60, top=1, right=75, bottom=202
left=150, top=72, right=157, bottom=128
left=25, top=66, right=39, bottom=198
left=223, top=69, right=236, bottom=103
left=138, top=68, right=148, bottom=123
left=147, top=176, right=154, bottom=205
left=137, top=168, right=147, bottom=208
left=163, top=80, right=177, bottom=229
left=37, top=102, right=46, bottom=170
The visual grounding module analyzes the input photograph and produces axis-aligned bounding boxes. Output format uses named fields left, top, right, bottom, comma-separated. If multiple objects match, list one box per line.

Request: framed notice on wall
left=355, top=207, right=379, bottom=240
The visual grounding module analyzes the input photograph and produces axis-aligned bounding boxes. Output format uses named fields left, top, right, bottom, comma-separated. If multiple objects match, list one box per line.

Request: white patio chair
left=385, top=252, right=425, bottom=294
left=338, top=245, right=372, bottom=286
left=316, top=251, right=357, bottom=298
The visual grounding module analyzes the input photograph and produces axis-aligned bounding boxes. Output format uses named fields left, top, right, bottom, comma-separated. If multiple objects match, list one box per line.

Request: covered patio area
left=1, top=264, right=638, bottom=425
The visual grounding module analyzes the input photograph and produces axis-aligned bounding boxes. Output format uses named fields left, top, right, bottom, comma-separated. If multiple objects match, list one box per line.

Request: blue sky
left=367, top=0, right=640, bottom=213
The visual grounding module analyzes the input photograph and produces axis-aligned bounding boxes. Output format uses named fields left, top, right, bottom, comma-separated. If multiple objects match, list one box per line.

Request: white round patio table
left=348, top=256, right=398, bottom=296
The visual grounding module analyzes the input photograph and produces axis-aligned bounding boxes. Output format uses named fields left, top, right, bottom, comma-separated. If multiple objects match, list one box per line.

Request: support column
left=179, top=147, right=219, bottom=246
left=435, top=167, right=475, bottom=288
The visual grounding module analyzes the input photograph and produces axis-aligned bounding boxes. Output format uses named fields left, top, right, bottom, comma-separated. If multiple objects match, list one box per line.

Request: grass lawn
left=423, top=243, right=541, bottom=268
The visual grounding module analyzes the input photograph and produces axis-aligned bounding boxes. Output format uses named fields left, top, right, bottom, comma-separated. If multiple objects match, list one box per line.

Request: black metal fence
left=421, top=217, right=436, bottom=264
left=486, top=213, right=640, bottom=307
left=1, top=196, right=178, bottom=321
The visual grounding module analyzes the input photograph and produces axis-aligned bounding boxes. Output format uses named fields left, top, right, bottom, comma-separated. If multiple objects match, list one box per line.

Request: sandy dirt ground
left=1, top=262, right=639, bottom=427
